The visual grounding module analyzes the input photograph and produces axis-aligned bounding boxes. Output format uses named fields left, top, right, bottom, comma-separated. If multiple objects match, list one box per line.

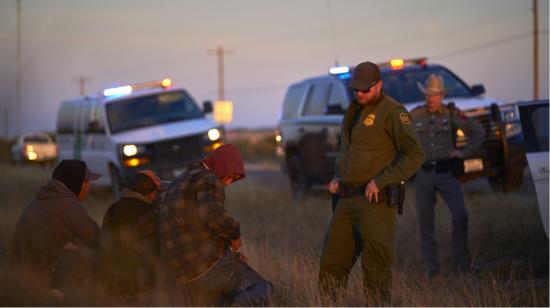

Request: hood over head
left=201, top=144, right=245, bottom=182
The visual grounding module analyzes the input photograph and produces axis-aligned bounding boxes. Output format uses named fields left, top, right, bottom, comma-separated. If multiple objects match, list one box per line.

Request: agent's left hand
left=365, top=179, right=379, bottom=203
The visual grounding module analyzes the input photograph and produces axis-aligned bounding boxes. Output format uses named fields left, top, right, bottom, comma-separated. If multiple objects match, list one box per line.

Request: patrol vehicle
left=56, top=78, right=223, bottom=194
left=276, top=58, right=526, bottom=196
left=517, top=99, right=548, bottom=237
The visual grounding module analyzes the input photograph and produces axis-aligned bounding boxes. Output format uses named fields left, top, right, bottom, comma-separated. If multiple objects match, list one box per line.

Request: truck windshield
left=381, top=67, right=474, bottom=104
left=106, top=90, right=203, bottom=134
left=344, top=66, right=474, bottom=105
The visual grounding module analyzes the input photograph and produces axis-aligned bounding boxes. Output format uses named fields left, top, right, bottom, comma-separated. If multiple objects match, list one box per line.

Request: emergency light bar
left=103, top=85, right=132, bottom=97
left=103, top=78, right=172, bottom=97
left=378, top=57, right=428, bottom=70
left=329, top=66, right=350, bottom=75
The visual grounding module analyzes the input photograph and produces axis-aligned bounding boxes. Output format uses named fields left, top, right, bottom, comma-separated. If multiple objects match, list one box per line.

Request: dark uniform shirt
left=336, top=93, right=425, bottom=188
left=410, top=104, right=485, bottom=160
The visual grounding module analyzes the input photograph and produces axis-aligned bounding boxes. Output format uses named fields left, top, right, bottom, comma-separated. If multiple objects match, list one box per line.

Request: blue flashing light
left=336, top=72, right=351, bottom=79
left=103, top=85, right=132, bottom=97
left=329, top=66, right=350, bottom=75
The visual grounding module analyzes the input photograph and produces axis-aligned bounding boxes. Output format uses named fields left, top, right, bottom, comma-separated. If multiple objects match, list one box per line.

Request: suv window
left=520, top=103, right=549, bottom=153
left=282, top=84, right=306, bottom=119
left=328, top=83, right=349, bottom=108
left=379, top=67, right=473, bottom=104
left=303, top=83, right=330, bottom=116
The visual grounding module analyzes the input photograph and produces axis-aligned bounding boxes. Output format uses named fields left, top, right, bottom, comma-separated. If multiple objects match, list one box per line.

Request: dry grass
left=0, top=162, right=547, bottom=306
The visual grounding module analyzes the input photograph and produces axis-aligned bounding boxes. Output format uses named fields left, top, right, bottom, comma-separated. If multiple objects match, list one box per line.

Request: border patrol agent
left=411, top=74, right=485, bottom=277
left=319, top=61, right=425, bottom=303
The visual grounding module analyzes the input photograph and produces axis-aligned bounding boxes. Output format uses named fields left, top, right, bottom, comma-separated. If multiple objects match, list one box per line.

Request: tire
left=287, top=155, right=309, bottom=199
left=109, top=166, right=123, bottom=199
left=488, top=166, right=524, bottom=192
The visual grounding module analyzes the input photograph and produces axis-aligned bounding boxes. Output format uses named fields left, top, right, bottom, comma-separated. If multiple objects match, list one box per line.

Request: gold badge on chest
left=363, top=113, right=376, bottom=126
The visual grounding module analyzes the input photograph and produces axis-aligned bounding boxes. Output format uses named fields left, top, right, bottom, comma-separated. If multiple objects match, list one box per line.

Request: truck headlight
left=122, top=144, right=146, bottom=157
left=123, top=144, right=138, bottom=156
left=207, top=128, right=221, bottom=141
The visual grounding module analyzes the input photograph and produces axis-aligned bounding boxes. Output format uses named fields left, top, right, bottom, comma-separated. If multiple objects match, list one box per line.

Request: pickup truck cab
left=10, top=132, right=58, bottom=165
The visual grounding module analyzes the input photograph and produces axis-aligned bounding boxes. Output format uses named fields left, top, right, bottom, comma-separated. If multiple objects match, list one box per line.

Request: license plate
left=464, top=158, right=483, bottom=173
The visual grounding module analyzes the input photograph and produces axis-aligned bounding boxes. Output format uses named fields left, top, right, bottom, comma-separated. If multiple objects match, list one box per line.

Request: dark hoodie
left=159, top=144, right=245, bottom=284
left=10, top=179, right=99, bottom=271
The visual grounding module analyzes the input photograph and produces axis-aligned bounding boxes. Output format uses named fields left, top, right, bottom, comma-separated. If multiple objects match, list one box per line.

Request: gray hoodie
left=10, top=179, right=99, bottom=271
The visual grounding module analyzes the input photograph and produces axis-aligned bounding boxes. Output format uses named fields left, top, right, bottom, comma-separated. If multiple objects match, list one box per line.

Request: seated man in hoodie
left=10, top=159, right=101, bottom=284
left=99, top=170, right=165, bottom=299
left=159, top=144, right=273, bottom=306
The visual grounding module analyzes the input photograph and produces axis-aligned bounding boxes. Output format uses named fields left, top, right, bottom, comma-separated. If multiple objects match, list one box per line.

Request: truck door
left=519, top=101, right=549, bottom=237
left=298, top=81, right=335, bottom=183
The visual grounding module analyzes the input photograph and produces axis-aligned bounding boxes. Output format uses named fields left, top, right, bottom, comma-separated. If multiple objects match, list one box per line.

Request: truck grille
left=151, top=134, right=205, bottom=180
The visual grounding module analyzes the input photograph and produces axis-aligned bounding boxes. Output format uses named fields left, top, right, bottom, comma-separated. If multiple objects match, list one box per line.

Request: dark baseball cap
left=127, top=170, right=166, bottom=195
left=349, top=61, right=381, bottom=91
left=52, top=159, right=101, bottom=196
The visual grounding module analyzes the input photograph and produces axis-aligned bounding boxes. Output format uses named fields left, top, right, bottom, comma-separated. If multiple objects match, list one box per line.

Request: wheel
left=287, top=155, right=309, bottom=199
left=488, top=166, right=524, bottom=192
left=109, top=166, right=123, bottom=199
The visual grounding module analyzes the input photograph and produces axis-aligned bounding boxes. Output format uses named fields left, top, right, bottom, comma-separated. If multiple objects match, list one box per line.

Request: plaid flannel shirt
left=159, top=162, right=240, bottom=285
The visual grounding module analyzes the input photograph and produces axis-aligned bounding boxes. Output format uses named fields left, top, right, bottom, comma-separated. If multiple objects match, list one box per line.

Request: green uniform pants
left=319, top=195, right=396, bottom=302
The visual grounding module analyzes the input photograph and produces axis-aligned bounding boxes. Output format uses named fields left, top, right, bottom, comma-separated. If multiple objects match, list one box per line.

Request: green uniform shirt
left=410, top=104, right=485, bottom=160
left=335, top=93, right=425, bottom=189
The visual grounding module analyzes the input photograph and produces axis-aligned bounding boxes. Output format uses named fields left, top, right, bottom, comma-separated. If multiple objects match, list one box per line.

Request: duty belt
left=336, top=183, right=387, bottom=204
left=422, top=158, right=464, bottom=176
left=422, top=159, right=451, bottom=173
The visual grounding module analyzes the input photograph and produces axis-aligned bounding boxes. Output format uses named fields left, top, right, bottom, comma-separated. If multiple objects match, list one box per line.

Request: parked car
left=10, top=132, right=58, bottom=165
left=517, top=99, right=548, bottom=237
left=56, top=78, right=222, bottom=195
left=276, top=58, right=525, bottom=196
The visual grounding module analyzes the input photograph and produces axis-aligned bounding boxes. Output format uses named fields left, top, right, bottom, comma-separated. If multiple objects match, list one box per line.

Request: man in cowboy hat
left=411, top=74, right=485, bottom=278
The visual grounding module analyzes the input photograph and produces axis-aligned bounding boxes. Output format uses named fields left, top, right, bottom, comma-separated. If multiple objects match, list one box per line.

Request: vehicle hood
left=110, top=117, right=216, bottom=144
left=404, top=96, right=502, bottom=112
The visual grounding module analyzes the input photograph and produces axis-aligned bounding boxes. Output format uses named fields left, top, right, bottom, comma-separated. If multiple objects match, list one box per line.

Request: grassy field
left=0, top=162, right=547, bottom=306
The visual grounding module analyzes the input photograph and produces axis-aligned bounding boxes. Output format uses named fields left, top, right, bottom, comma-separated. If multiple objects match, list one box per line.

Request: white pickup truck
left=11, top=132, right=58, bottom=165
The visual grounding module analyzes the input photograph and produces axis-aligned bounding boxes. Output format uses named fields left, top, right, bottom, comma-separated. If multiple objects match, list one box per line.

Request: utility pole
left=74, top=77, right=92, bottom=96
left=16, top=0, right=21, bottom=136
left=533, top=0, right=539, bottom=100
left=207, top=45, right=233, bottom=100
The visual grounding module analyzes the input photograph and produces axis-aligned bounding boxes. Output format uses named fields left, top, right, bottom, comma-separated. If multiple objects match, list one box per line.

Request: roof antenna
left=327, top=0, right=339, bottom=67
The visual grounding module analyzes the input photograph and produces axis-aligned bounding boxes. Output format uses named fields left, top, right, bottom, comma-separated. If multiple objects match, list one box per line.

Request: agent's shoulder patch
left=399, top=112, right=412, bottom=125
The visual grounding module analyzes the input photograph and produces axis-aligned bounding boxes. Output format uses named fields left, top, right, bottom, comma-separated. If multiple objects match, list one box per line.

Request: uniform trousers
left=414, top=169, right=471, bottom=275
left=319, top=195, right=396, bottom=303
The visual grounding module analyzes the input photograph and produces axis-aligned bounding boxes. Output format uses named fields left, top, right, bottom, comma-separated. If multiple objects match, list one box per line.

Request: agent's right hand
left=328, top=179, right=340, bottom=194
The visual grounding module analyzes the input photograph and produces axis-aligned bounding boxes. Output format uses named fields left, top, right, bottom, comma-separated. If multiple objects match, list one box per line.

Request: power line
left=431, top=30, right=548, bottom=60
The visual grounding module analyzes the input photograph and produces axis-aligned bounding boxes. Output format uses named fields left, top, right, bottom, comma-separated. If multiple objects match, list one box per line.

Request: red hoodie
left=202, top=144, right=245, bottom=181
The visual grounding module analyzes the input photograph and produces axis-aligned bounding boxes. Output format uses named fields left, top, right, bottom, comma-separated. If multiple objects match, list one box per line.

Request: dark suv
left=276, top=58, right=526, bottom=196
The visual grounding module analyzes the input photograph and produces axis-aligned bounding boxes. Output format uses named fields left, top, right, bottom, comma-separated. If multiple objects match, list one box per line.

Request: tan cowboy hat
left=417, top=74, right=445, bottom=95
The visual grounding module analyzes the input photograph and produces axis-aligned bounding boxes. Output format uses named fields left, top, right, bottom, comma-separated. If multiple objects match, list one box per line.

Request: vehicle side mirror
left=325, top=104, right=345, bottom=115
left=203, top=101, right=213, bottom=114
left=472, top=84, right=486, bottom=96
left=88, top=120, right=105, bottom=134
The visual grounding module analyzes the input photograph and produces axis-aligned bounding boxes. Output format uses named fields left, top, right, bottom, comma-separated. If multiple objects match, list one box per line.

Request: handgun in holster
left=385, top=182, right=406, bottom=215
